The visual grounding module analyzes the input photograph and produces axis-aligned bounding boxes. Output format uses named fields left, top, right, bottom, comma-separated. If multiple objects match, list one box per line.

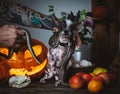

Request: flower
left=78, top=15, right=94, bottom=45
left=84, top=16, right=93, bottom=27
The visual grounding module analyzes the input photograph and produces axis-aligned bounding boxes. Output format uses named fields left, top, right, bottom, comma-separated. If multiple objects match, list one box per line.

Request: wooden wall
left=91, top=0, right=119, bottom=68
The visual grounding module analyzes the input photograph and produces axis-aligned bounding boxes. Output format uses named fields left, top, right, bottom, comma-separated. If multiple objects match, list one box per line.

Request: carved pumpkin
left=0, top=39, right=48, bottom=79
left=0, top=61, right=9, bottom=85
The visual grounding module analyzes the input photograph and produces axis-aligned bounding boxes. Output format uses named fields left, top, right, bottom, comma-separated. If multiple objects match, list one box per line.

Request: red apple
left=69, top=75, right=84, bottom=89
left=97, top=73, right=110, bottom=85
left=81, top=73, right=92, bottom=84
left=91, top=75, right=105, bottom=85
left=75, top=72, right=85, bottom=77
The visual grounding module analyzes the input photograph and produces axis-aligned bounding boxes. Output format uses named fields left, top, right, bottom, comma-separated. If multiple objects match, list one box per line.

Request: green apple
left=92, top=67, right=108, bottom=75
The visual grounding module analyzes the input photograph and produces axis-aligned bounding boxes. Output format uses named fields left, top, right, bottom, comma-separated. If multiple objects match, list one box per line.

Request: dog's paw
left=54, top=81, right=61, bottom=87
left=39, top=78, right=46, bottom=84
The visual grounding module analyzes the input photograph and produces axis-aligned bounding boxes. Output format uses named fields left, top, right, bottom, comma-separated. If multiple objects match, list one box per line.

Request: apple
left=92, top=67, right=108, bottom=75
left=81, top=73, right=92, bottom=84
left=74, top=72, right=85, bottom=77
left=74, top=72, right=92, bottom=84
left=69, top=75, right=84, bottom=89
left=91, top=75, right=105, bottom=85
left=97, top=73, right=110, bottom=85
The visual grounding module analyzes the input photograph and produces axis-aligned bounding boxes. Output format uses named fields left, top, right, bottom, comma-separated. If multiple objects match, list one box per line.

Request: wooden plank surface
left=0, top=81, right=120, bottom=94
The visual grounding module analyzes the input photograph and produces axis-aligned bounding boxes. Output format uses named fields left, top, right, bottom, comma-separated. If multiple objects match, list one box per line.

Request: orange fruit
left=88, top=80, right=103, bottom=93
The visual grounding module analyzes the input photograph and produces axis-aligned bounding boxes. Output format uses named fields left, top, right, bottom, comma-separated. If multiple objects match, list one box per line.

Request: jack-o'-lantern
left=0, top=61, right=9, bottom=85
left=0, top=39, right=48, bottom=80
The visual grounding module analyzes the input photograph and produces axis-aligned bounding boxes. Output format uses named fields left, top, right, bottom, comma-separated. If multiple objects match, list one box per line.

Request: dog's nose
left=64, top=30, right=69, bottom=35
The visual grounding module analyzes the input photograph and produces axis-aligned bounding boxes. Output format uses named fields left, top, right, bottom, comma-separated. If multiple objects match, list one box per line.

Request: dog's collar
left=59, top=42, right=68, bottom=46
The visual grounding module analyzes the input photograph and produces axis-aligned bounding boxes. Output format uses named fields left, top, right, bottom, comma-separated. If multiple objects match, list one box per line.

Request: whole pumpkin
left=92, top=6, right=108, bottom=18
left=0, top=39, right=48, bottom=80
left=0, top=61, right=9, bottom=86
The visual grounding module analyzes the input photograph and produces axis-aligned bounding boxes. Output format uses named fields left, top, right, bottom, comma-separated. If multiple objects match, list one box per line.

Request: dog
left=40, top=19, right=74, bottom=86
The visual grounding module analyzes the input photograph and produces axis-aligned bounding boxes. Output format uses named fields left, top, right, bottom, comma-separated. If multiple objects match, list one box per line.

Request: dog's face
left=59, top=19, right=72, bottom=44
left=59, top=29, right=71, bottom=43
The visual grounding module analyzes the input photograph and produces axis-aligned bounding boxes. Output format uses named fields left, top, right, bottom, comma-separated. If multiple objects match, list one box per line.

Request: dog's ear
left=51, top=14, right=66, bottom=31
left=69, top=22, right=82, bottom=49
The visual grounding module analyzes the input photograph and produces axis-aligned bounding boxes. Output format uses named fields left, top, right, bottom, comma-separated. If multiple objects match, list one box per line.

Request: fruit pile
left=68, top=67, right=118, bottom=93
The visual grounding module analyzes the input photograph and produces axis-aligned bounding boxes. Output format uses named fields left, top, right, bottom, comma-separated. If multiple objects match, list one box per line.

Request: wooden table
left=0, top=81, right=120, bottom=94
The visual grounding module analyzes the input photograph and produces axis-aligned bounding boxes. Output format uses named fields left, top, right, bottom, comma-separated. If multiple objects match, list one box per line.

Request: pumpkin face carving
left=0, top=39, right=48, bottom=79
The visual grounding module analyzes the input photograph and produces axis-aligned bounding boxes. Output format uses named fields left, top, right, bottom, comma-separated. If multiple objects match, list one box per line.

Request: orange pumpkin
left=0, top=61, right=9, bottom=86
left=0, top=39, right=48, bottom=80
left=92, top=6, right=108, bottom=18
left=92, top=0, right=108, bottom=18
